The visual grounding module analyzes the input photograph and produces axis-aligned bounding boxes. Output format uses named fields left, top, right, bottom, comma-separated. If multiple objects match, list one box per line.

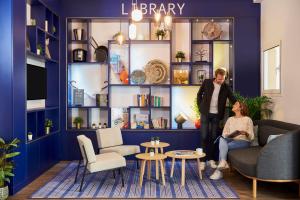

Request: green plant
left=151, top=137, right=155, bottom=141
left=230, top=92, right=273, bottom=120
left=155, top=29, right=166, bottom=38
left=27, top=132, right=32, bottom=136
left=73, top=117, right=83, bottom=124
left=193, top=97, right=200, bottom=119
left=0, top=138, right=20, bottom=187
left=155, top=137, right=160, bottom=141
left=175, top=51, right=185, bottom=59
left=52, top=26, right=56, bottom=33
left=149, top=148, right=154, bottom=153
left=44, top=118, right=53, bottom=128
left=37, top=44, right=43, bottom=52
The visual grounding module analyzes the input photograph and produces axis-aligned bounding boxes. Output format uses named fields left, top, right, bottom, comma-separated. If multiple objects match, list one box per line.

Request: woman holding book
left=210, top=101, right=254, bottom=180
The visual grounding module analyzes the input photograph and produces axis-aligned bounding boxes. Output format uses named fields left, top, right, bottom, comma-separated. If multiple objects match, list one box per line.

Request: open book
left=226, top=130, right=243, bottom=138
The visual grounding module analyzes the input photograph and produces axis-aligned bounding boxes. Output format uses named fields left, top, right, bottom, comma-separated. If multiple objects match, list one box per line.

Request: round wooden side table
left=165, top=150, right=206, bottom=186
left=136, top=153, right=167, bottom=186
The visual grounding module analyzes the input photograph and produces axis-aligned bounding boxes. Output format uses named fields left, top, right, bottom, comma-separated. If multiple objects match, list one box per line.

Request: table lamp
left=175, top=112, right=188, bottom=129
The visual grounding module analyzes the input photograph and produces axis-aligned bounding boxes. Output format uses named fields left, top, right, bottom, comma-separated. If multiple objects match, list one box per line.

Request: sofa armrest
left=256, top=129, right=300, bottom=180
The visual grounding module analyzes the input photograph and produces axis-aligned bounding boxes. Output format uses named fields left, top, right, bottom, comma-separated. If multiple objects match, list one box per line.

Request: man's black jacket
left=197, top=79, right=236, bottom=119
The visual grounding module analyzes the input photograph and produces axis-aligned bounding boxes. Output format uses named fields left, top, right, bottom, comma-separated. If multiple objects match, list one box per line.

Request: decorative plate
left=202, top=22, right=222, bottom=40
left=131, top=70, right=146, bottom=84
left=144, top=60, right=168, bottom=84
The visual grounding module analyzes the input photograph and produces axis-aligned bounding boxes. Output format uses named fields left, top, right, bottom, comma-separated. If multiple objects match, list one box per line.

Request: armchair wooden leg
left=253, top=179, right=257, bottom=198
left=120, top=168, right=124, bottom=187
left=79, top=163, right=88, bottom=192
left=74, top=159, right=81, bottom=184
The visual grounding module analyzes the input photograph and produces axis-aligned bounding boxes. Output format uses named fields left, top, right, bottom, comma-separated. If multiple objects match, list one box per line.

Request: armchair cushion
left=88, top=152, right=126, bottom=173
left=228, top=146, right=262, bottom=177
left=77, top=135, right=96, bottom=163
left=96, top=127, right=123, bottom=148
left=100, top=145, right=140, bottom=156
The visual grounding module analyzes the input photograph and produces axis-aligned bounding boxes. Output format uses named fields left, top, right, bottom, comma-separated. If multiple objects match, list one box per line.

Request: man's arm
left=227, top=84, right=237, bottom=104
left=197, top=79, right=207, bottom=110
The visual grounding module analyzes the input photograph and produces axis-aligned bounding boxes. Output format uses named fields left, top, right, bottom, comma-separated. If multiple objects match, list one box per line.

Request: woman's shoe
left=217, top=160, right=229, bottom=170
left=209, top=169, right=223, bottom=180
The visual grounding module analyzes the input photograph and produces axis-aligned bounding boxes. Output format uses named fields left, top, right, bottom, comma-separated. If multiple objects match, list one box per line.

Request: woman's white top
left=222, top=116, right=254, bottom=141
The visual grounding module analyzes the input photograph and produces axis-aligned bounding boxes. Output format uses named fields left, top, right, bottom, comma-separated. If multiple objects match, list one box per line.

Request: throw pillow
left=267, top=134, right=283, bottom=144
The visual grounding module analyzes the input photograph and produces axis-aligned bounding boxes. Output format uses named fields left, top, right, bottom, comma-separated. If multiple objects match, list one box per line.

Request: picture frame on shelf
left=197, top=70, right=206, bottom=84
left=173, top=69, right=189, bottom=84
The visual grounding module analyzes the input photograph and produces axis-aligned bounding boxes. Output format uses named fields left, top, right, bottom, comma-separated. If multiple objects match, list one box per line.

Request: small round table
left=136, top=153, right=167, bottom=186
left=165, top=150, right=206, bottom=186
left=140, top=142, right=170, bottom=179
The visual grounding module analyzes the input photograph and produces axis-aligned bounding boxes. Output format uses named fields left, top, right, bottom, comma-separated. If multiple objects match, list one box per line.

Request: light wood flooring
left=10, top=161, right=299, bottom=200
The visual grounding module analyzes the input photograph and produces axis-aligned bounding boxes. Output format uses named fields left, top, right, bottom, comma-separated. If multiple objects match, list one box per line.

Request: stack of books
left=134, top=94, right=149, bottom=107
left=151, top=96, right=163, bottom=107
left=151, top=117, right=168, bottom=129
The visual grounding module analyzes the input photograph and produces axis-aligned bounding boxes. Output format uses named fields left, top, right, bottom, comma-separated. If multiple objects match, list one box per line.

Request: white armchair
left=75, top=135, right=126, bottom=192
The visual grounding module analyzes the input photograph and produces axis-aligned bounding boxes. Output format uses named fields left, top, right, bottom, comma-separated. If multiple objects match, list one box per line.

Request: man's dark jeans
left=200, top=113, right=220, bottom=161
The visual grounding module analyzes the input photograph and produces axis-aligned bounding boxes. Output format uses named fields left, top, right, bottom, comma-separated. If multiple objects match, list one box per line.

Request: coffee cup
left=196, top=148, right=203, bottom=155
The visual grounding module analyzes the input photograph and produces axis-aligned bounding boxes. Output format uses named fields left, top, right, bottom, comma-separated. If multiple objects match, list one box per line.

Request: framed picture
left=197, top=70, right=206, bottom=84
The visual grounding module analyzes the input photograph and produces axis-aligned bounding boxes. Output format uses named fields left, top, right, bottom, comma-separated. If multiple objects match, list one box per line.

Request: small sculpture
left=195, top=48, right=208, bottom=62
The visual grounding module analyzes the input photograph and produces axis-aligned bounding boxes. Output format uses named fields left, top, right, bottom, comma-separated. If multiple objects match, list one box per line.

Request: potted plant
left=149, top=148, right=155, bottom=157
left=155, top=29, right=166, bottom=40
left=92, top=123, right=96, bottom=129
left=193, top=98, right=201, bottom=129
left=150, top=137, right=155, bottom=146
left=175, top=51, right=185, bottom=62
left=27, top=132, right=33, bottom=141
left=0, top=138, right=20, bottom=200
left=36, top=44, right=43, bottom=55
left=73, top=117, right=83, bottom=129
left=52, top=26, right=56, bottom=34
left=44, top=118, right=53, bottom=134
left=155, top=137, right=160, bottom=145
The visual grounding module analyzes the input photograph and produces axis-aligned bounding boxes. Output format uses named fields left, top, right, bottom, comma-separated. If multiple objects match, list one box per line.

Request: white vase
left=158, top=35, right=163, bottom=40
left=155, top=140, right=160, bottom=145
left=45, top=127, right=50, bottom=134
left=0, top=186, right=8, bottom=200
left=177, top=58, right=182, bottom=62
left=150, top=141, right=155, bottom=146
left=150, top=152, right=154, bottom=157
left=28, top=135, right=32, bottom=141
left=37, top=49, right=41, bottom=55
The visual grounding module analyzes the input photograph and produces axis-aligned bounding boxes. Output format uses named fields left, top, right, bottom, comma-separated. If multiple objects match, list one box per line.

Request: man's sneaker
left=209, top=169, right=223, bottom=180
left=217, top=160, right=229, bottom=170
left=207, top=160, right=217, bottom=169
left=200, top=162, right=206, bottom=170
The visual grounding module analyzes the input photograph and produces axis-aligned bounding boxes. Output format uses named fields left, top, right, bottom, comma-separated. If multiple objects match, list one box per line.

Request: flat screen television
left=27, top=64, right=47, bottom=100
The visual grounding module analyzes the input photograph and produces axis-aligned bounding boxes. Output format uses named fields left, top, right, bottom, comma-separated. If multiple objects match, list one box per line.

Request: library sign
left=121, top=2, right=186, bottom=16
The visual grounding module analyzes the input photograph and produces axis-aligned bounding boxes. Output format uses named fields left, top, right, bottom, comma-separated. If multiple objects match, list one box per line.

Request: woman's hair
left=238, top=101, right=249, bottom=116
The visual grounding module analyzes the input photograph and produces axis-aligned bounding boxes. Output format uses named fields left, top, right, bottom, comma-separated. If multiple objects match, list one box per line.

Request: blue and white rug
left=31, top=161, right=239, bottom=199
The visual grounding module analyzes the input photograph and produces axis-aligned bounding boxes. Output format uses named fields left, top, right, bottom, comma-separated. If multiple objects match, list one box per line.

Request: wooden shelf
left=68, top=106, right=109, bottom=109
left=26, top=130, right=60, bottom=144
left=27, top=106, right=59, bottom=113
left=130, top=40, right=171, bottom=44
left=192, top=39, right=232, bottom=44
left=27, top=51, right=59, bottom=63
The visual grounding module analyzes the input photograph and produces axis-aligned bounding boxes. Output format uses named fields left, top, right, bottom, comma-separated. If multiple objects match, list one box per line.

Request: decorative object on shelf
left=0, top=138, right=20, bottom=200
left=133, top=113, right=149, bottom=129
left=72, top=48, right=87, bottom=62
left=164, top=11, right=173, bottom=31
left=45, top=38, right=51, bottom=59
left=145, top=59, right=168, bottom=84
left=173, top=69, right=189, bottom=84
left=52, top=26, right=56, bottom=34
left=73, top=28, right=84, bottom=40
left=90, top=37, right=108, bottom=62
left=192, top=97, right=201, bottom=129
left=202, top=22, right=222, bottom=40
left=131, top=0, right=143, bottom=22
left=73, top=117, right=83, bottom=129
left=155, top=29, right=166, bottom=40
left=129, top=23, right=137, bottom=40
left=92, top=123, right=96, bottom=129
left=151, top=137, right=155, bottom=146
left=45, top=20, right=48, bottom=32
left=175, top=112, right=188, bottom=129
left=96, top=94, right=108, bottom=107
left=194, top=119, right=201, bottom=129
left=149, top=148, right=154, bottom=157
left=155, top=137, right=160, bottom=145
left=153, top=9, right=172, bottom=31
left=98, top=122, right=102, bottom=129
left=26, top=33, right=31, bottom=51
left=196, top=148, right=203, bottom=155
left=103, top=123, right=107, bottom=129
left=119, top=66, right=129, bottom=84
left=175, top=51, right=185, bottom=62
left=197, top=70, right=206, bottom=84
left=36, top=43, right=43, bottom=55
left=73, top=89, right=84, bottom=106
left=27, top=132, right=33, bottom=141
left=194, top=48, right=208, bottom=62
left=113, top=20, right=125, bottom=45
left=30, top=19, right=36, bottom=26
left=131, top=70, right=146, bottom=84
left=152, top=117, right=168, bottom=129
left=44, top=118, right=53, bottom=134
left=110, top=54, right=121, bottom=73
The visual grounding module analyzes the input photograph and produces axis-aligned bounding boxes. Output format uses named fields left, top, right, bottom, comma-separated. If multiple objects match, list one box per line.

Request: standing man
left=197, top=68, right=236, bottom=168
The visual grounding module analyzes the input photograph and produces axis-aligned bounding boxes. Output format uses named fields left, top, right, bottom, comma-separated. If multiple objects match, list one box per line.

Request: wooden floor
left=10, top=161, right=299, bottom=200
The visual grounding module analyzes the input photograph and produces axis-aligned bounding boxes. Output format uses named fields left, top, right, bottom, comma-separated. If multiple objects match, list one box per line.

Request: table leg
left=155, top=148, right=159, bottom=180
left=181, top=159, right=186, bottom=186
left=139, top=160, right=146, bottom=187
left=197, top=158, right=203, bottom=179
left=160, top=160, right=166, bottom=186
left=170, top=157, right=175, bottom=178
left=145, top=147, right=148, bottom=153
left=147, top=160, right=151, bottom=180
left=160, top=147, right=166, bottom=174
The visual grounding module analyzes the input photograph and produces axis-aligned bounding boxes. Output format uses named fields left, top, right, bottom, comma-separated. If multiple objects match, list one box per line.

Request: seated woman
left=210, top=101, right=254, bottom=180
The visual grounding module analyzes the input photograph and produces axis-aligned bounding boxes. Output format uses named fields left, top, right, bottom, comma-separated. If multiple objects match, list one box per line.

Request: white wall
left=261, top=0, right=300, bottom=124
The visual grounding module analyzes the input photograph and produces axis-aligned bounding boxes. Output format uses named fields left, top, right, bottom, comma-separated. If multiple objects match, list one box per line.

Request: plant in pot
left=149, top=148, right=155, bottom=157
left=155, top=29, right=166, bottom=40
left=155, top=137, right=160, bottom=145
left=0, top=138, right=20, bottom=200
left=192, top=97, right=201, bottom=129
left=92, top=123, right=96, bottom=129
left=73, top=117, right=83, bottom=129
left=175, top=51, right=185, bottom=62
left=27, top=132, right=33, bottom=141
left=150, top=137, right=155, bottom=146
left=36, top=44, right=43, bottom=55
left=44, top=119, right=53, bottom=135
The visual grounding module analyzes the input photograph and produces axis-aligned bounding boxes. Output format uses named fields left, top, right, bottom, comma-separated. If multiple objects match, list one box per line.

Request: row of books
left=151, top=117, right=168, bottom=129
left=133, top=94, right=164, bottom=107
left=151, top=96, right=163, bottom=107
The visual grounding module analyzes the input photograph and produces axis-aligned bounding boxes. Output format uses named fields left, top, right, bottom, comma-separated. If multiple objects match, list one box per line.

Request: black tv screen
left=27, top=64, right=47, bottom=100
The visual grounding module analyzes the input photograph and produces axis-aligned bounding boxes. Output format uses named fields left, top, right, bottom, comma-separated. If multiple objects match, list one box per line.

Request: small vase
left=45, top=127, right=50, bottom=134
left=28, top=135, right=33, bottom=141
left=76, top=123, right=81, bottom=129
left=155, top=140, right=160, bottom=145
left=176, top=58, right=182, bottom=62
left=195, top=119, right=201, bottom=129
left=158, top=35, right=163, bottom=40
left=150, top=152, right=154, bottom=157
left=151, top=141, right=155, bottom=146
left=37, top=49, right=41, bottom=55
left=0, top=186, right=9, bottom=200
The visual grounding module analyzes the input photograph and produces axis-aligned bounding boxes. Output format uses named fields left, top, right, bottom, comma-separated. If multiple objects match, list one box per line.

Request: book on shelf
left=134, top=94, right=149, bottom=107
left=151, top=96, right=163, bottom=107
left=132, top=113, right=149, bottom=129
left=110, top=54, right=121, bottom=73
left=151, top=117, right=168, bottom=129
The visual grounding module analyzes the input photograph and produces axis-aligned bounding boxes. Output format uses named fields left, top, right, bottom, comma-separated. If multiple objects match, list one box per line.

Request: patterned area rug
left=31, top=161, right=239, bottom=199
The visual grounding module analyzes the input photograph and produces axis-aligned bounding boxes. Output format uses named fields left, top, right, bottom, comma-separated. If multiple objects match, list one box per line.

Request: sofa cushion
left=88, top=152, right=126, bottom=173
left=100, top=145, right=141, bottom=156
left=258, top=125, right=288, bottom=146
left=228, top=146, right=262, bottom=177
